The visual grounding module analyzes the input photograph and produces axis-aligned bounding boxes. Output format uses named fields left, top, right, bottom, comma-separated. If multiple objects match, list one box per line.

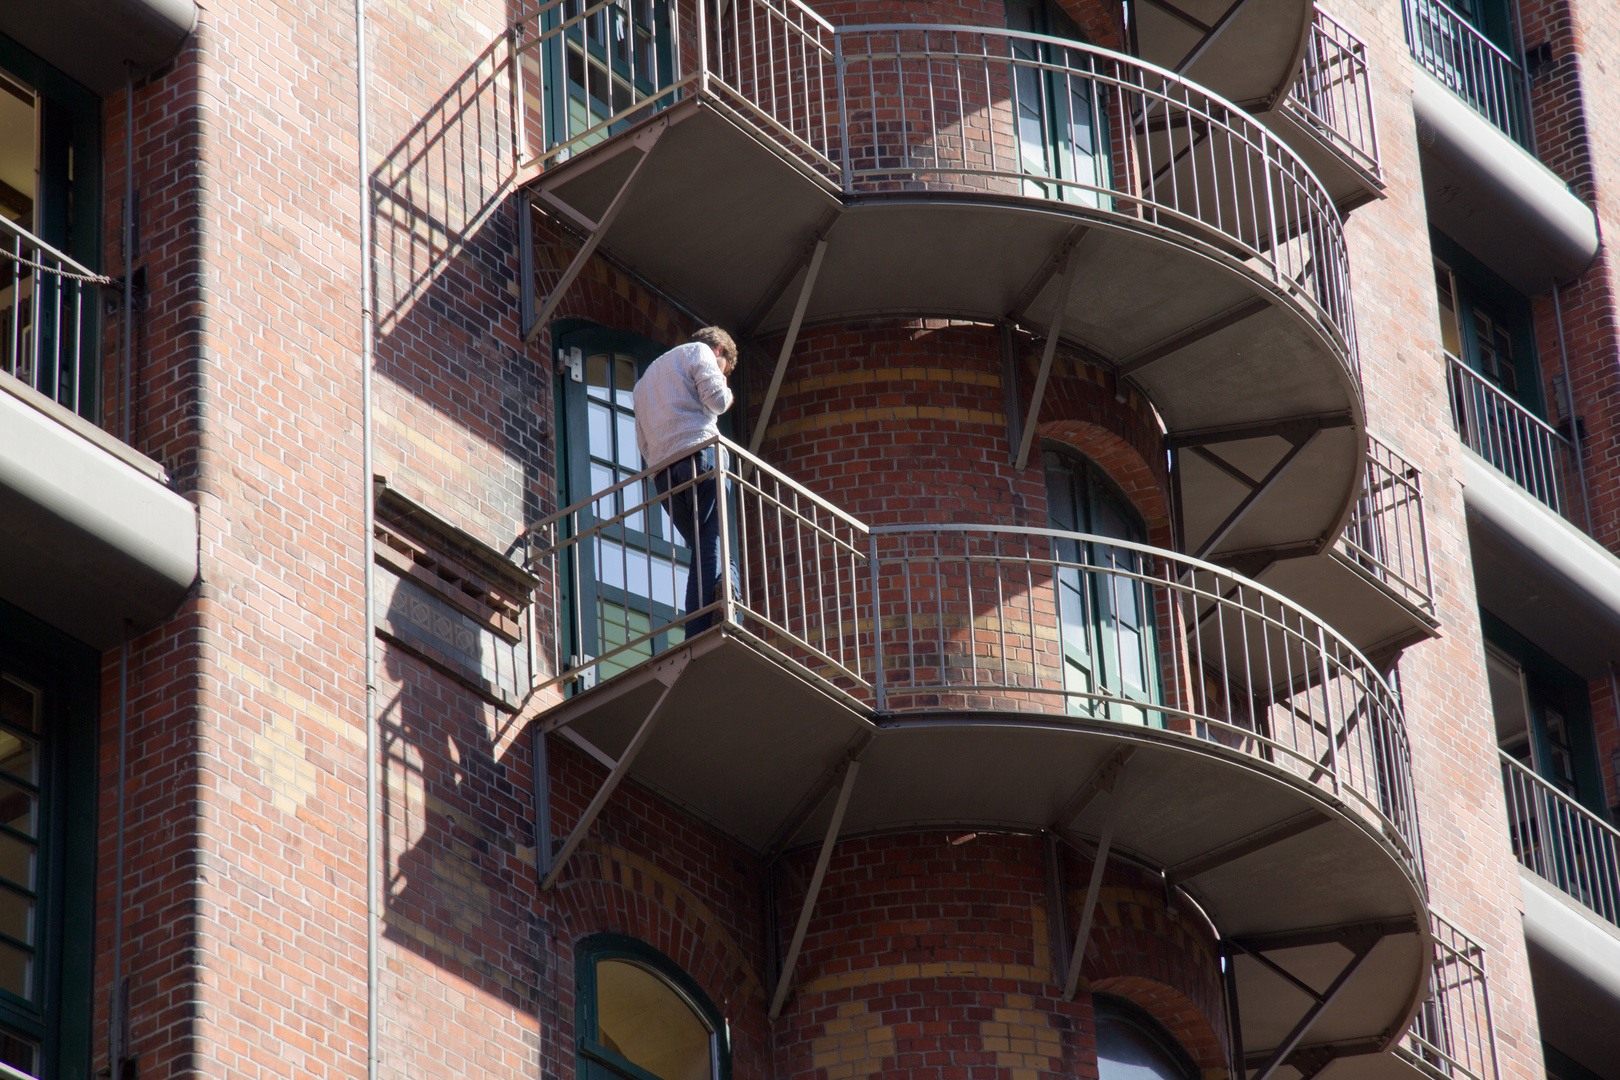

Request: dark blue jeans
left=654, top=447, right=738, bottom=634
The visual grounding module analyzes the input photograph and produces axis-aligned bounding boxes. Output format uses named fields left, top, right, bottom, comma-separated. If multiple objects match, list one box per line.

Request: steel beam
left=749, top=237, right=828, bottom=456
left=1007, top=225, right=1090, bottom=324
left=1063, top=761, right=1130, bottom=1000
left=763, top=732, right=874, bottom=858
left=523, top=120, right=668, bottom=345
left=1173, top=0, right=1256, bottom=75
left=539, top=648, right=689, bottom=890
left=1043, top=832, right=1070, bottom=987
left=1055, top=747, right=1135, bottom=830
left=533, top=724, right=553, bottom=883
left=1001, top=322, right=1023, bottom=465
left=1223, top=944, right=1247, bottom=1080
left=1165, top=811, right=1329, bottom=887
left=1246, top=932, right=1378, bottom=1080
left=740, top=209, right=841, bottom=338
left=770, top=759, right=860, bottom=1019
left=1015, top=245, right=1084, bottom=471
left=1192, top=428, right=1319, bottom=561
left=1188, top=444, right=1262, bottom=491
left=1166, top=412, right=1353, bottom=450
left=1231, top=916, right=1418, bottom=955
left=1138, top=0, right=1213, bottom=34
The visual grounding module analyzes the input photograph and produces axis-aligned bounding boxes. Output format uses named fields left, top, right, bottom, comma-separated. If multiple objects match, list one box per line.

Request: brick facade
left=38, top=0, right=1608, bottom=1077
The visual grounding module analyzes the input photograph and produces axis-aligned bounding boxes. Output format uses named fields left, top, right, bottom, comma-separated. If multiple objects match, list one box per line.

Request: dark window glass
left=1095, top=994, right=1199, bottom=1080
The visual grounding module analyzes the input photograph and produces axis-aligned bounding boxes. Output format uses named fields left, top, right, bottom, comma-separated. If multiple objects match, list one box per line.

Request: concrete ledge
left=0, top=376, right=196, bottom=650
left=1520, top=868, right=1620, bottom=1078
left=1412, top=67, right=1598, bottom=293
left=1462, top=449, right=1620, bottom=678
left=0, top=0, right=196, bottom=95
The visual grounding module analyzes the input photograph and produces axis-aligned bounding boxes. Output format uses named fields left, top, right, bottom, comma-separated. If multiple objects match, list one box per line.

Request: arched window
left=576, top=934, right=731, bottom=1080
left=1094, top=993, right=1200, bottom=1080
left=1043, top=445, right=1159, bottom=725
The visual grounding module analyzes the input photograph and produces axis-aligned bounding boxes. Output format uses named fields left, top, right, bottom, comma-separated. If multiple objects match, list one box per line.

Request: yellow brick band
left=775, top=366, right=1002, bottom=399
left=766, top=405, right=1005, bottom=441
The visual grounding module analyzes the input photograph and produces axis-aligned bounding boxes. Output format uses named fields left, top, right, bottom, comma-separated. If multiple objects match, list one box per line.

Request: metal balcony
left=0, top=216, right=102, bottom=421
left=1259, top=9, right=1384, bottom=211
left=1446, top=353, right=1584, bottom=525
left=1130, top=0, right=1314, bottom=113
left=516, top=0, right=1368, bottom=567
left=1402, top=0, right=1531, bottom=149
left=1393, top=913, right=1500, bottom=1080
left=1257, top=433, right=1438, bottom=663
left=1502, top=751, right=1620, bottom=929
left=524, top=435, right=1430, bottom=1066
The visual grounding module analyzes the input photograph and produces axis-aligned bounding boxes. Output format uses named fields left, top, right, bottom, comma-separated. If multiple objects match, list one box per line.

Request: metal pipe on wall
left=351, top=0, right=380, bottom=1075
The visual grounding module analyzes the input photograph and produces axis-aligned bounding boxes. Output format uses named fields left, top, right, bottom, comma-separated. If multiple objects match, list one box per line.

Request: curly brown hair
left=689, top=326, right=738, bottom=370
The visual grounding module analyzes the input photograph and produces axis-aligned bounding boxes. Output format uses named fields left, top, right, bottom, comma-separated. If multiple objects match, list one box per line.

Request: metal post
left=696, top=0, right=710, bottom=93
left=835, top=33, right=851, bottom=193
left=1063, top=764, right=1128, bottom=1000
left=716, top=441, right=734, bottom=626
left=869, top=530, right=885, bottom=710
left=770, top=760, right=860, bottom=1018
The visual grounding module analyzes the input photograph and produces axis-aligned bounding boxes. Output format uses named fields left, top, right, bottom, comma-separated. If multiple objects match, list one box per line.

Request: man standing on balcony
left=635, top=327, right=741, bottom=635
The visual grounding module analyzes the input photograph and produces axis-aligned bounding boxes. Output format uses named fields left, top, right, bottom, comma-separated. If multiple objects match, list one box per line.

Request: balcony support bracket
left=1173, top=0, right=1256, bottom=76
left=538, top=647, right=689, bottom=891
left=1165, top=810, right=1329, bottom=886
left=1192, top=425, right=1320, bottom=560
left=523, top=120, right=668, bottom=346
left=1015, top=240, right=1085, bottom=471
left=750, top=236, right=830, bottom=456
left=1240, top=925, right=1382, bottom=1080
left=769, top=758, right=861, bottom=1019
left=1062, top=757, right=1131, bottom=1000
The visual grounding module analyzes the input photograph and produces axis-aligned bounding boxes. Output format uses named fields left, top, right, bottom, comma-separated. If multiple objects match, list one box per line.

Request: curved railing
left=1286, top=9, right=1381, bottom=182
left=868, top=524, right=1418, bottom=871
left=523, top=437, right=1419, bottom=877
left=511, top=0, right=1359, bottom=362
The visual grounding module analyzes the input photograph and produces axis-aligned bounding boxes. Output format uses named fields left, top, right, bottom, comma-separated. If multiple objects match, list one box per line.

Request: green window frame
left=1432, top=230, right=1541, bottom=415
left=1003, top=0, right=1112, bottom=208
left=575, top=933, right=731, bottom=1080
left=0, top=602, right=98, bottom=1080
left=540, top=0, right=675, bottom=152
left=1094, top=993, right=1200, bottom=1080
left=0, top=33, right=103, bottom=422
left=1043, top=445, right=1159, bottom=726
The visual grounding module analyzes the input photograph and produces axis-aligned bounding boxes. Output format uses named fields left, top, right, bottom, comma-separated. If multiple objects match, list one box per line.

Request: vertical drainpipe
left=110, top=62, right=137, bottom=1080
left=351, top=0, right=380, bottom=1076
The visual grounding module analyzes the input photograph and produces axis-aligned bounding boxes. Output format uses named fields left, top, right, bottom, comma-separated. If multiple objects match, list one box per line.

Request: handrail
left=1501, top=750, right=1620, bottom=927
left=1445, top=352, right=1581, bottom=522
left=1336, top=434, right=1435, bottom=617
left=0, top=214, right=109, bottom=421
left=524, top=446, right=1424, bottom=882
left=1402, top=0, right=1531, bottom=148
left=513, top=5, right=1360, bottom=360
left=1285, top=9, right=1381, bottom=181
left=1401, top=911, right=1500, bottom=1080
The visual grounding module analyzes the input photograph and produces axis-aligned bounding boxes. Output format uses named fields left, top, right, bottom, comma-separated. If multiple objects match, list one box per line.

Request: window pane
left=0, top=937, right=31, bottom=1001
left=0, top=886, right=33, bottom=946
left=0, top=730, right=36, bottom=785
left=597, top=959, right=712, bottom=1080
left=0, top=1027, right=36, bottom=1078
left=0, top=781, right=32, bottom=839
left=0, top=832, right=34, bottom=892
left=614, top=355, right=637, bottom=408
left=587, top=353, right=611, bottom=400
left=1097, top=1014, right=1193, bottom=1080
left=0, top=678, right=37, bottom=735
left=588, top=401, right=613, bottom=460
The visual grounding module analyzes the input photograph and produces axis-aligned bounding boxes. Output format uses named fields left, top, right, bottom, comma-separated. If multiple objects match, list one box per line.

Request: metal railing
left=1445, top=353, right=1581, bottom=521
left=1400, top=912, right=1500, bottom=1080
left=1402, top=0, right=1531, bottom=148
left=1336, top=434, right=1434, bottom=617
left=523, top=439, right=1423, bottom=879
left=525, top=435, right=870, bottom=694
left=0, top=214, right=108, bottom=420
left=1285, top=9, right=1381, bottom=181
left=1502, top=750, right=1620, bottom=928
left=512, top=2, right=1359, bottom=359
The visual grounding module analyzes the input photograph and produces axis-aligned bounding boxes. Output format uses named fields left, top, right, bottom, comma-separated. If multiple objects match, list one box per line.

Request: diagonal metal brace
left=1192, top=425, right=1321, bottom=561
left=1246, top=928, right=1381, bottom=1080
left=539, top=648, right=689, bottom=890
left=1014, top=237, right=1086, bottom=470
left=523, top=120, right=668, bottom=345
left=1063, top=759, right=1131, bottom=1000
left=749, top=236, right=828, bottom=455
left=770, top=758, right=860, bottom=1019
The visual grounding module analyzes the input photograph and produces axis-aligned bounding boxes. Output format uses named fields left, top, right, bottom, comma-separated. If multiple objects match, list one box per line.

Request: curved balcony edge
left=522, top=435, right=1421, bottom=881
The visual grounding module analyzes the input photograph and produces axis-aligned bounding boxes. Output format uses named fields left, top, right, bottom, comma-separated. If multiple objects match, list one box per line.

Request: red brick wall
left=773, top=832, right=1224, bottom=1080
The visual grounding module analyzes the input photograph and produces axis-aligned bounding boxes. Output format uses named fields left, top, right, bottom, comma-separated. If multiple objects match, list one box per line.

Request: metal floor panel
left=1257, top=554, right=1439, bottom=662
left=1134, top=0, right=1312, bottom=109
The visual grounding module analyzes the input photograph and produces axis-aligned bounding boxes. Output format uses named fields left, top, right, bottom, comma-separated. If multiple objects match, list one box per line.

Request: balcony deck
left=517, top=4, right=1368, bottom=565
left=524, top=438, right=1432, bottom=1071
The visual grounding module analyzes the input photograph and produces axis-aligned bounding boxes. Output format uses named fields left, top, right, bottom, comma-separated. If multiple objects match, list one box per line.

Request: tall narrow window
left=542, top=0, right=674, bottom=153
left=1095, top=994, right=1199, bottom=1080
left=577, top=934, right=730, bottom=1080
left=1004, top=0, right=1109, bottom=207
left=1043, top=446, right=1158, bottom=725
